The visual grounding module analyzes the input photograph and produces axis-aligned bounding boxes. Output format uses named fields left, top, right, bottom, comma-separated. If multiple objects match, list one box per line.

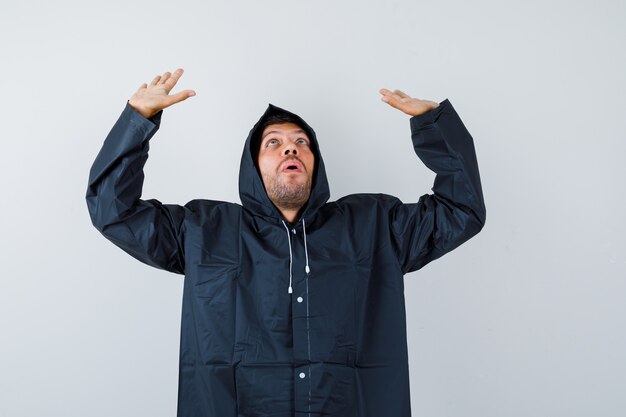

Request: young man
left=86, top=68, right=485, bottom=417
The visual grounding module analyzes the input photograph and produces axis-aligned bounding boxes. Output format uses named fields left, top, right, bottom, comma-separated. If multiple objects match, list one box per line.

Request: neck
left=279, top=208, right=300, bottom=224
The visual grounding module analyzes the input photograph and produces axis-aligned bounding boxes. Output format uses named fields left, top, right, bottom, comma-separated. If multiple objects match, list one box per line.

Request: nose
left=284, top=147, right=297, bottom=156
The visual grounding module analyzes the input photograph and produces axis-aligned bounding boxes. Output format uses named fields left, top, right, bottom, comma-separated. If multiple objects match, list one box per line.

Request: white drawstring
left=302, top=219, right=310, bottom=274
left=281, top=220, right=294, bottom=294
left=282, top=219, right=312, bottom=294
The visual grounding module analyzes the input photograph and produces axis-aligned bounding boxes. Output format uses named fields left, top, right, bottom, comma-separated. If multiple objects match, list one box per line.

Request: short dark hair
left=260, top=113, right=305, bottom=132
left=252, top=114, right=309, bottom=161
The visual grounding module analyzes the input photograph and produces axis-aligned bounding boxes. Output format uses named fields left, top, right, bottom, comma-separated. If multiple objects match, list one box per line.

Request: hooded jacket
left=86, top=98, right=486, bottom=417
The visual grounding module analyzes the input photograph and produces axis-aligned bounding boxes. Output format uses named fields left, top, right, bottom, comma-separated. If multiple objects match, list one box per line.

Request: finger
left=379, top=88, right=397, bottom=103
left=393, top=89, right=411, bottom=99
left=381, top=95, right=405, bottom=111
left=133, top=83, right=148, bottom=95
left=150, top=75, right=161, bottom=86
left=164, top=68, right=184, bottom=89
left=379, top=88, right=402, bottom=104
left=380, top=92, right=411, bottom=114
left=165, top=89, right=196, bottom=106
left=380, top=88, right=405, bottom=103
left=379, top=88, right=393, bottom=97
left=158, top=71, right=172, bottom=85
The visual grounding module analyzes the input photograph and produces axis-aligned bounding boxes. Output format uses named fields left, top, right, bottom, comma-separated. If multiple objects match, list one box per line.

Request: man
left=86, top=68, right=486, bottom=417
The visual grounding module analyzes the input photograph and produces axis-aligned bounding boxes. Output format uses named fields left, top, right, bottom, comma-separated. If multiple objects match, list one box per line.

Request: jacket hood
left=239, top=103, right=330, bottom=223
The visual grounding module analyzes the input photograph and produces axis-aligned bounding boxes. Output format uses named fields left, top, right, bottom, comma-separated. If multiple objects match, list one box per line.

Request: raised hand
left=379, top=88, right=439, bottom=117
left=128, top=68, right=196, bottom=119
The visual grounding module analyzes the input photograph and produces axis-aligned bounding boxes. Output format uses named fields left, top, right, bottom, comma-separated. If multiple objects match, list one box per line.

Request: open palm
left=379, top=88, right=439, bottom=117
left=128, top=68, right=196, bottom=119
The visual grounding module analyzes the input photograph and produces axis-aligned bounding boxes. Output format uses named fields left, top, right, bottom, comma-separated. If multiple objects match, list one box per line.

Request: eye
left=266, top=138, right=279, bottom=147
left=296, top=138, right=309, bottom=145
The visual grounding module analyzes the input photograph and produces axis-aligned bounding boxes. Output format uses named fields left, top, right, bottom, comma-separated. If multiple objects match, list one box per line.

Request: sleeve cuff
left=409, top=98, right=451, bottom=130
left=124, top=100, right=164, bottom=129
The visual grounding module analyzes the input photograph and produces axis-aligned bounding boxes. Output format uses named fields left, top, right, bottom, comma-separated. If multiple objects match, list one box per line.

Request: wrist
left=409, top=102, right=439, bottom=117
left=128, top=100, right=157, bottom=119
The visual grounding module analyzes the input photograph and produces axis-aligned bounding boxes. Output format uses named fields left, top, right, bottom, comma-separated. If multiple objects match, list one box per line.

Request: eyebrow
left=262, top=129, right=308, bottom=141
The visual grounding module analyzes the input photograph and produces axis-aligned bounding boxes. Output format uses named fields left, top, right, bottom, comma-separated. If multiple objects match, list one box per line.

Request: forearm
left=409, top=99, right=486, bottom=224
left=86, top=102, right=163, bottom=229
left=85, top=103, right=185, bottom=274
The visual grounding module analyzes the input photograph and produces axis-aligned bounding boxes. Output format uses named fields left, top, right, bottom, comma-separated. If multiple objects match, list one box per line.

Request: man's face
left=257, top=122, right=315, bottom=211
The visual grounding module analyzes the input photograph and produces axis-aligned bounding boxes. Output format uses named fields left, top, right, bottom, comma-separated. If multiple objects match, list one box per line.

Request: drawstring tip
left=288, top=286, right=293, bottom=294
left=305, top=265, right=310, bottom=274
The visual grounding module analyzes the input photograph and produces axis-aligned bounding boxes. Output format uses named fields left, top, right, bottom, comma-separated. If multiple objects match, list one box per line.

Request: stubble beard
left=264, top=173, right=312, bottom=211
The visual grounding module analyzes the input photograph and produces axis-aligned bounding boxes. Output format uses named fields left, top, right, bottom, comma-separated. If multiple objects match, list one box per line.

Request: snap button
left=297, top=297, right=303, bottom=303
left=299, top=372, right=306, bottom=379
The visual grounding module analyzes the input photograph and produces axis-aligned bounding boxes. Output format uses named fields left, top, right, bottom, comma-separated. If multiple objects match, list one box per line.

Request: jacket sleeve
left=85, top=101, right=186, bottom=275
left=390, top=98, right=486, bottom=274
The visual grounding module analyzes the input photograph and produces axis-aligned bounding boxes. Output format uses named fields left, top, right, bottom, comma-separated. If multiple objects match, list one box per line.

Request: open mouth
left=281, top=160, right=303, bottom=173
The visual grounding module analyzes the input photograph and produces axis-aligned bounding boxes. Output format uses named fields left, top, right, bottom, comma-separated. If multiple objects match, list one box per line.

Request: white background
left=1, top=0, right=625, bottom=416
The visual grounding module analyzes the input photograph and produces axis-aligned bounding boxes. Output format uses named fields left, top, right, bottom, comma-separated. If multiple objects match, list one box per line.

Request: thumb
left=166, top=90, right=196, bottom=106
left=380, top=88, right=406, bottom=111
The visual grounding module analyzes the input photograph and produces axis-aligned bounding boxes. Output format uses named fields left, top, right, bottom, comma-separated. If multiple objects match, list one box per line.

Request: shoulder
left=183, top=199, right=240, bottom=210
left=322, top=193, right=402, bottom=218
left=182, top=199, right=242, bottom=220
left=313, top=194, right=403, bottom=238
left=335, top=193, right=402, bottom=208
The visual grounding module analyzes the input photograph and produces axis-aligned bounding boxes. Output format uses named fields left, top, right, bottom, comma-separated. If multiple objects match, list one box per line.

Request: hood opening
left=250, top=112, right=319, bottom=171
left=239, top=103, right=330, bottom=223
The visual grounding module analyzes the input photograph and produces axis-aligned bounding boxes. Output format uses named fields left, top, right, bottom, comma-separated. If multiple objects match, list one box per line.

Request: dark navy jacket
left=86, top=98, right=486, bottom=417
